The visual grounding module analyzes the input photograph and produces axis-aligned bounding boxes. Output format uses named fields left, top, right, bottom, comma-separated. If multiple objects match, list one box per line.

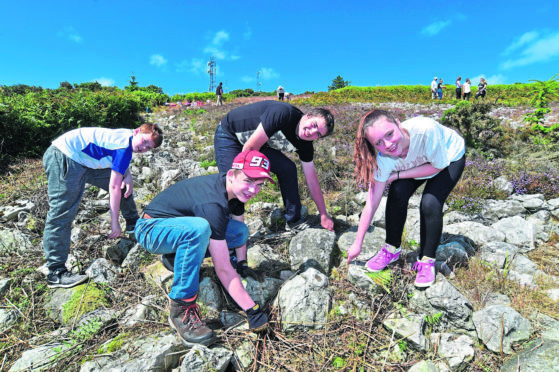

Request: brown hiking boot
left=168, top=299, right=216, bottom=346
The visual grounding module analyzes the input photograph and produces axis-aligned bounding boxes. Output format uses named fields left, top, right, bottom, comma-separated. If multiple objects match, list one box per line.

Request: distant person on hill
left=455, top=77, right=462, bottom=100
left=475, top=77, right=488, bottom=100
left=277, top=85, right=285, bottom=101
left=214, top=100, right=335, bottom=231
left=437, top=78, right=446, bottom=99
left=462, top=78, right=471, bottom=101
left=430, top=77, right=438, bottom=99
left=135, top=150, right=273, bottom=346
left=347, top=109, right=465, bottom=288
left=42, top=124, right=163, bottom=288
left=216, top=82, right=223, bottom=106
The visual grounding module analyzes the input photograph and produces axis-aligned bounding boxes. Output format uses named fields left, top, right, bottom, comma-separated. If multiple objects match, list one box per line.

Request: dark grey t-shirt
left=143, top=173, right=244, bottom=240
left=220, top=101, right=314, bottom=162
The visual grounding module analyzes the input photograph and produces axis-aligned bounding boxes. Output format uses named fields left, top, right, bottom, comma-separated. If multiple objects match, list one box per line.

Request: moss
left=97, top=333, right=128, bottom=354
left=61, top=284, right=110, bottom=324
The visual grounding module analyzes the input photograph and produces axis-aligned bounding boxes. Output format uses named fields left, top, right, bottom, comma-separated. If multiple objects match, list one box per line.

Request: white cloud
left=150, top=54, right=168, bottom=67
left=503, top=31, right=539, bottom=55
left=470, top=74, right=507, bottom=85
left=93, top=77, right=115, bottom=87
left=212, top=30, right=229, bottom=45
left=501, top=31, right=559, bottom=70
left=204, top=30, right=239, bottom=61
left=259, top=67, right=279, bottom=80
left=421, top=20, right=451, bottom=36
left=58, top=26, right=82, bottom=43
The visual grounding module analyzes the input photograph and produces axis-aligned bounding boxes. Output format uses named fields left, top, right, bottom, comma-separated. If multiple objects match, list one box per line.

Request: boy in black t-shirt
left=214, top=101, right=336, bottom=231
left=134, top=150, right=274, bottom=346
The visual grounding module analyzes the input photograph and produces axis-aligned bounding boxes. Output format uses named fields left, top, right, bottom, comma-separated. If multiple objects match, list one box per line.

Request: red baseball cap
left=231, top=150, right=275, bottom=184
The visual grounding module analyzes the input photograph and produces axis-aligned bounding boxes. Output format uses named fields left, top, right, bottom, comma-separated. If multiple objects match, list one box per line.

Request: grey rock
left=289, top=228, right=336, bottom=273
left=247, top=243, right=289, bottom=272
left=0, top=277, right=12, bottom=297
left=484, top=293, right=511, bottom=307
left=492, top=216, right=535, bottom=251
left=383, top=313, right=429, bottom=351
left=0, top=228, right=33, bottom=252
left=481, top=199, right=526, bottom=221
left=231, top=340, right=256, bottom=371
left=86, top=258, right=118, bottom=284
left=119, top=295, right=159, bottom=327
left=0, top=308, right=18, bottom=330
left=491, top=176, right=513, bottom=196
left=80, top=331, right=184, bottom=372
left=121, top=243, right=148, bottom=268
left=180, top=345, right=232, bottom=372
left=0, top=199, right=34, bottom=222
left=103, top=239, right=135, bottom=264
left=274, top=268, right=330, bottom=332
left=500, top=340, right=559, bottom=372
left=407, top=360, right=440, bottom=372
left=473, top=305, right=532, bottom=354
left=445, top=221, right=506, bottom=246
left=430, top=332, right=475, bottom=371
left=9, top=343, right=69, bottom=372
left=337, top=226, right=386, bottom=262
left=345, top=263, right=385, bottom=294
left=479, top=241, right=520, bottom=269
left=198, top=276, right=225, bottom=313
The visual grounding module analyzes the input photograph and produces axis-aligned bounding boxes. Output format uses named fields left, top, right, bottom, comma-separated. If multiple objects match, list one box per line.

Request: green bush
left=0, top=89, right=142, bottom=157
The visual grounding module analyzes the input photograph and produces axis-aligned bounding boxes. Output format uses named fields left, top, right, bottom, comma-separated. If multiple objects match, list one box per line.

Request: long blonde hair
left=353, top=109, right=399, bottom=187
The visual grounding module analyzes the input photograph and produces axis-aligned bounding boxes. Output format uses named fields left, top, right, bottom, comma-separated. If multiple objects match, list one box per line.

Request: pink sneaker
left=366, top=244, right=401, bottom=272
left=413, top=259, right=436, bottom=287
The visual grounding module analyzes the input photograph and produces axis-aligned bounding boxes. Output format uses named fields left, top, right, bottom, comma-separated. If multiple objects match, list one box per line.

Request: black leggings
left=384, top=155, right=466, bottom=259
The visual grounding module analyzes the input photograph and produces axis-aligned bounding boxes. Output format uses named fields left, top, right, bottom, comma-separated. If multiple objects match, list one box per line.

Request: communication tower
left=256, top=70, right=262, bottom=92
left=207, top=57, right=216, bottom=92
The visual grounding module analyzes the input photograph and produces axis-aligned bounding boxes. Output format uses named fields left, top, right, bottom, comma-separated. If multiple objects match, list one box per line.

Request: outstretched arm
left=242, top=123, right=269, bottom=152
left=108, top=170, right=124, bottom=238
left=301, top=160, right=334, bottom=230
left=208, top=238, right=255, bottom=311
left=392, top=163, right=442, bottom=182
left=347, top=180, right=386, bottom=263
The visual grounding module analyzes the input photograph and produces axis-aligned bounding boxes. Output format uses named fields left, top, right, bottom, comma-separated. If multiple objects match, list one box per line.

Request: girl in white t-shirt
left=347, top=110, right=465, bottom=287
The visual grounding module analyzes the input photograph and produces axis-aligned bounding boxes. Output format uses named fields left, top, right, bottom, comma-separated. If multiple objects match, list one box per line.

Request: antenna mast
left=207, top=57, right=216, bottom=92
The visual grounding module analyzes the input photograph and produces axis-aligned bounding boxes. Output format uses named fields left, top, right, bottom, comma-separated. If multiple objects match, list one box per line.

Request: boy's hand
left=320, top=214, right=334, bottom=231
left=246, top=304, right=268, bottom=331
left=108, top=220, right=122, bottom=239
left=237, top=260, right=265, bottom=282
left=122, top=172, right=134, bottom=198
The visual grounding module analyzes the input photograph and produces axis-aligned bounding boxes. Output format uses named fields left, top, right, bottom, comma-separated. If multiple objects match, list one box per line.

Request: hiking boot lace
left=182, top=304, right=203, bottom=329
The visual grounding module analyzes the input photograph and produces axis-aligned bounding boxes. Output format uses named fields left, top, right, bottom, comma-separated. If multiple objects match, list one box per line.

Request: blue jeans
left=214, top=124, right=302, bottom=223
left=42, top=146, right=139, bottom=272
left=135, top=216, right=248, bottom=300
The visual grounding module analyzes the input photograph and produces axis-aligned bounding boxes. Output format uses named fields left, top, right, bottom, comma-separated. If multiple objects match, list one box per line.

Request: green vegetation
left=329, top=75, right=351, bottom=91
left=61, top=284, right=110, bottom=324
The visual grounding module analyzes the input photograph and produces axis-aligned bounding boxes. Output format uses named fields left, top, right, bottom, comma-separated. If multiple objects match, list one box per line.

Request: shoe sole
left=47, top=276, right=89, bottom=289
left=414, top=280, right=435, bottom=288
left=168, top=316, right=217, bottom=347
left=365, top=258, right=399, bottom=273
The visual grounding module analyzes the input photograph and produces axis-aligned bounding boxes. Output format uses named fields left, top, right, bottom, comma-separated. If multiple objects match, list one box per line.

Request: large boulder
left=473, top=305, right=532, bottom=354
left=274, top=267, right=331, bottom=332
left=288, top=228, right=336, bottom=273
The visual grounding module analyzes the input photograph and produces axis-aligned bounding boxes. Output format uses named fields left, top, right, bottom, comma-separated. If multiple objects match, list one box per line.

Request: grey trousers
left=42, top=146, right=138, bottom=272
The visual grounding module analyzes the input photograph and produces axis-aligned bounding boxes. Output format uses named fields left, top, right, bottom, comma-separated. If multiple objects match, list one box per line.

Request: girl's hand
left=347, top=243, right=362, bottom=264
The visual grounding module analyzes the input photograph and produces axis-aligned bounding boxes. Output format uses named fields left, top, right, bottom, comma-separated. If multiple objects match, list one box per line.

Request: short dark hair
left=306, top=107, right=335, bottom=137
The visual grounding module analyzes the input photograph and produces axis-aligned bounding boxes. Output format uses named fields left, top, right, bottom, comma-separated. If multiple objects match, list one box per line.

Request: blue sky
left=2, top=0, right=559, bottom=95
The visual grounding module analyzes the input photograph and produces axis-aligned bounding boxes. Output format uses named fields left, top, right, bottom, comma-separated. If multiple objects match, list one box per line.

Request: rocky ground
left=1, top=100, right=558, bottom=371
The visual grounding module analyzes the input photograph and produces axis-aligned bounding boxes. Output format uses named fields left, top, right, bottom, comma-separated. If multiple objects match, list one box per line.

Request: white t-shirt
left=430, top=80, right=438, bottom=91
left=375, top=117, right=465, bottom=182
left=52, top=127, right=133, bottom=175
left=463, top=82, right=471, bottom=93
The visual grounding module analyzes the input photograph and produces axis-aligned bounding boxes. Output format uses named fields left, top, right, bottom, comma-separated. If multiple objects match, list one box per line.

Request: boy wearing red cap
left=134, top=150, right=273, bottom=346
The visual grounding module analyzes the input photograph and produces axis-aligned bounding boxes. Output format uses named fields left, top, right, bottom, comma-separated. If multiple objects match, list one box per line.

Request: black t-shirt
left=220, top=101, right=314, bottom=162
left=143, top=173, right=244, bottom=240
